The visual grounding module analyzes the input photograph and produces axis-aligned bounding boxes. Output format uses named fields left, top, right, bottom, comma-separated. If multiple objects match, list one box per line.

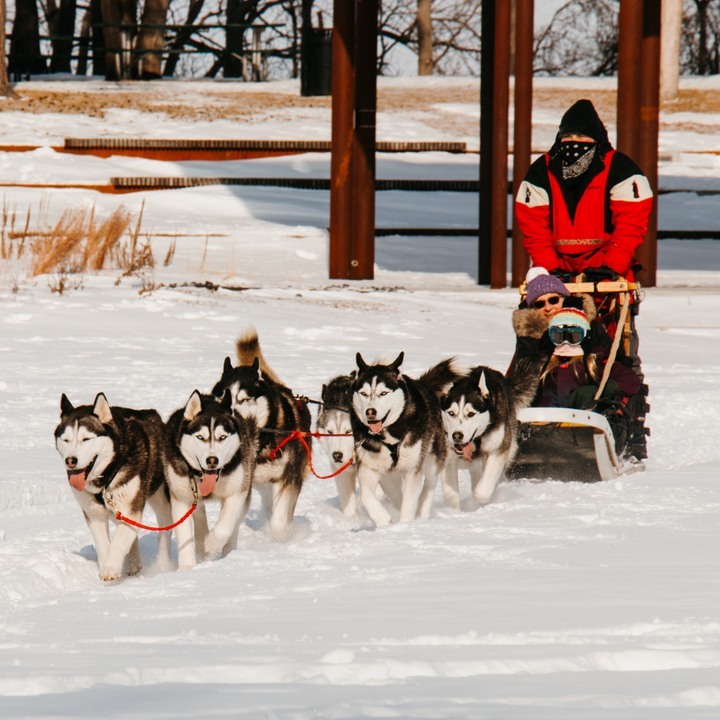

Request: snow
left=1, top=76, right=719, bottom=719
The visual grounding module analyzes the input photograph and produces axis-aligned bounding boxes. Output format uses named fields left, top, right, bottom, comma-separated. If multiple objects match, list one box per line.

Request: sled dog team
left=55, top=328, right=542, bottom=581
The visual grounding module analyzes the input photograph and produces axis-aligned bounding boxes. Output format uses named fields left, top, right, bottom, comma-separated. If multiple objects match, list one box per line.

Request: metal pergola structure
left=329, top=0, right=661, bottom=287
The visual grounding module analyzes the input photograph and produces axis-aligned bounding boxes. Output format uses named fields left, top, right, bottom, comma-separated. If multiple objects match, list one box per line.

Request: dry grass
left=0, top=203, right=159, bottom=291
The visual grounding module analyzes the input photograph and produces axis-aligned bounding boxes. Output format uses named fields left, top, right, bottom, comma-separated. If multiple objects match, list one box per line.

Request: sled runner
left=510, top=277, right=647, bottom=482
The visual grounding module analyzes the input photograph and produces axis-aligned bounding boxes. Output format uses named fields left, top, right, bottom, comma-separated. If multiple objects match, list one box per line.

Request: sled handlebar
left=518, top=279, right=638, bottom=297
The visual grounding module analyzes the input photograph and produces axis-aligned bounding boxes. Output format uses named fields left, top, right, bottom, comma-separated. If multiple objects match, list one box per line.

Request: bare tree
left=9, top=0, right=49, bottom=77
left=45, top=0, right=77, bottom=73
left=533, top=0, right=618, bottom=76
left=681, top=0, right=720, bottom=75
left=160, top=0, right=205, bottom=76
left=0, top=0, right=14, bottom=94
left=661, top=0, right=682, bottom=100
left=137, top=0, right=170, bottom=78
left=417, top=0, right=433, bottom=75
left=378, top=0, right=479, bottom=76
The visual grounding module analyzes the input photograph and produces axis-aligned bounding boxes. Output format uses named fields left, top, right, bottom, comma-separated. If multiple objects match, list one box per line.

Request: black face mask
left=560, top=141, right=597, bottom=182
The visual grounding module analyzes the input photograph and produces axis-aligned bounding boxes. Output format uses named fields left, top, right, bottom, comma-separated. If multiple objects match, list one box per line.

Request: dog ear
left=92, top=393, right=113, bottom=424
left=321, top=383, right=328, bottom=404
left=183, top=390, right=203, bottom=421
left=356, top=353, right=368, bottom=372
left=219, top=389, right=233, bottom=411
left=477, top=371, right=489, bottom=398
left=390, top=352, right=404, bottom=372
left=223, top=356, right=234, bottom=376
left=60, top=393, right=74, bottom=417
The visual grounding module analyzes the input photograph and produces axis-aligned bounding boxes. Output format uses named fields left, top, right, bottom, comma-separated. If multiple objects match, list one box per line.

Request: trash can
left=301, top=28, right=332, bottom=97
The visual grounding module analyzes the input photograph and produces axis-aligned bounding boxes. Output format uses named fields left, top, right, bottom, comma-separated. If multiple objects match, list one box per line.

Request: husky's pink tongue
left=200, top=471, right=219, bottom=497
left=368, top=421, right=383, bottom=434
left=462, top=443, right=474, bottom=461
left=67, top=469, right=87, bottom=492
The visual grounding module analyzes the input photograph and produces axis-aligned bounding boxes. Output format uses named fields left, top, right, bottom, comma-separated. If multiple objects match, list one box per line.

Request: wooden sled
left=511, top=277, right=646, bottom=481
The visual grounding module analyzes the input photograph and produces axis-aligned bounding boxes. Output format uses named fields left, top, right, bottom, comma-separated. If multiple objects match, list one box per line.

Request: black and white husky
left=440, top=359, right=541, bottom=508
left=165, top=391, right=258, bottom=568
left=350, top=352, right=460, bottom=527
left=54, top=393, right=173, bottom=581
left=316, top=374, right=357, bottom=517
left=212, top=328, right=311, bottom=540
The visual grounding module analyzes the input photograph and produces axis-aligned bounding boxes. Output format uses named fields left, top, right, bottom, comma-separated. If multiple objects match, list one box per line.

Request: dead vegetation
left=1, top=201, right=162, bottom=294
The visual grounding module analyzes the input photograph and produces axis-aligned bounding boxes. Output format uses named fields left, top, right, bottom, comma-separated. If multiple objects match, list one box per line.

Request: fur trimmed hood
left=512, top=294, right=596, bottom=338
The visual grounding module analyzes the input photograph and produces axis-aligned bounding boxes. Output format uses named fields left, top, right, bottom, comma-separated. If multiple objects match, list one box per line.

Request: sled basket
left=509, top=407, right=645, bottom=482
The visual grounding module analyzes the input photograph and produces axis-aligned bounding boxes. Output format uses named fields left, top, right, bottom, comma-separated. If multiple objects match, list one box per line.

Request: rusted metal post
left=616, top=0, right=643, bottom=158
left=329, top=0, right=355, bottom=279
left=636, top=0, right=660, bottom=287
left=478, top=0, right=495, bottom=285
left=479, top=0, right=511, bottom=288
left=511, top=0, right=534, bottom=287
left=350, top=0, right=377, bottom=280
left=489, top=0, right=512, bottom=288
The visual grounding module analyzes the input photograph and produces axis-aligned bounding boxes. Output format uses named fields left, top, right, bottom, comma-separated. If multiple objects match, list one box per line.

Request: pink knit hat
left=525, top=267, right=570, bottom=308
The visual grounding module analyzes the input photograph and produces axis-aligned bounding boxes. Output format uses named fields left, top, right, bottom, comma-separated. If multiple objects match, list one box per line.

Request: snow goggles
left=532, top=295, right=563, bottom=309
left=549, top=325, right=587, bottom=346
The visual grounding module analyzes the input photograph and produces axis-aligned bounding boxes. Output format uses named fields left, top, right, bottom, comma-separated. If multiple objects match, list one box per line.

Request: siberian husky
left=350, top=352, right=460, bottom=527
left=212, top=328, right=311, bottom=540
left=440, top=359, right=541, bottom=508
left=54, top=393, right=172, bottom=581
left=165, top=390, right=258, bottom=568
left=316, top=373, right=357, bottom=517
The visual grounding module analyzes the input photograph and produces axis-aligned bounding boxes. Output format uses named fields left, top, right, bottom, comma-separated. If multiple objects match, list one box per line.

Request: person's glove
left=549, top=267, right=574, bottom=282
left=584, top=265, right=619, bottom=282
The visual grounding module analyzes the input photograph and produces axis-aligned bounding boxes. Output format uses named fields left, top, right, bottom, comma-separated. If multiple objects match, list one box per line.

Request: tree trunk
left=9, top=0, right=48, bottom=77
left=225, top=0, right=257, bottom=79
left=163, top=0, right=206, bottom=77
left=660, top=0, right=681, bottom=101
left=694, top=0, right=710, bottom=74
left=100, top=0, right=137, bottom=79
left=137, top=0, right=170, bottom=79
left=48, top=0, right=78, bottom=73
left=0, top=0, right=14, bottom=94
left=90, top=0, right=105, bottom=76
left=417, top=0, right=433, bottom=75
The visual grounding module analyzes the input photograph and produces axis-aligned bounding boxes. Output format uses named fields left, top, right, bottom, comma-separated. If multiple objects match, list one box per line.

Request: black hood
left=549, top=99, right=613, bottom=157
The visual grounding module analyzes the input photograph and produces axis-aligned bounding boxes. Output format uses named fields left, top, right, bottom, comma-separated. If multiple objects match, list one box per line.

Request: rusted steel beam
left=617, top=0, right=643, bottom=158
left=635, top=0, right=660, bottom=287
left=490, top=0, right=512, bottom=288
left=329, top=0, right=356, bottom=279
left=350, top=0, right=378, bottom=281
left=511, top=0, right=534, bottom=287
left=478, top=0, right=495, bottom=285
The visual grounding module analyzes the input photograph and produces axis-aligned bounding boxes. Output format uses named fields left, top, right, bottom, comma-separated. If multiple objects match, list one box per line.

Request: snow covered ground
left=0, top=76, right=719, bottom=719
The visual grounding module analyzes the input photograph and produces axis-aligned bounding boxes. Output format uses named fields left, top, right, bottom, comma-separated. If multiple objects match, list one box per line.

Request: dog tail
left=505, top=354, right=544, bottom=411
left=420, top=357, right=464, bottom=398
left=236, top=326, right=285, bottom=386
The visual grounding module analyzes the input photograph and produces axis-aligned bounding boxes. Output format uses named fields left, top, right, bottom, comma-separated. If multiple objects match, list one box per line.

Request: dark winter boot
left=626, top=385, right=650, bottom=460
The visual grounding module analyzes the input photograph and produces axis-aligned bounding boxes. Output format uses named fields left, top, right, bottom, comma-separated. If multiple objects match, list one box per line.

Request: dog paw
left=203, top=532, right=225, bottom=558
left=99, top=565, right=122, bottom=582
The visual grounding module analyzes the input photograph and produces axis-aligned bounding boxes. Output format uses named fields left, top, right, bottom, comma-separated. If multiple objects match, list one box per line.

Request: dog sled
left=510, top=277, right=647, bottom=482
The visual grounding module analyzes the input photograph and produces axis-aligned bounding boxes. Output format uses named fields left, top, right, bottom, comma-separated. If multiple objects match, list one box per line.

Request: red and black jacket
left=515, top=148, right=653, bottom=279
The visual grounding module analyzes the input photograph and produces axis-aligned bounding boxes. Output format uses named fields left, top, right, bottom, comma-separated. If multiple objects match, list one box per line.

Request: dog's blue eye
left=359, top=391, right=369, bottom=397
left=379, top=391, right=389, bottom=397
left=196, top=434, right=206, bottom=442
left=217, top=434, right=227, bottom=441
left=447, top=410, right=456, bottom=418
